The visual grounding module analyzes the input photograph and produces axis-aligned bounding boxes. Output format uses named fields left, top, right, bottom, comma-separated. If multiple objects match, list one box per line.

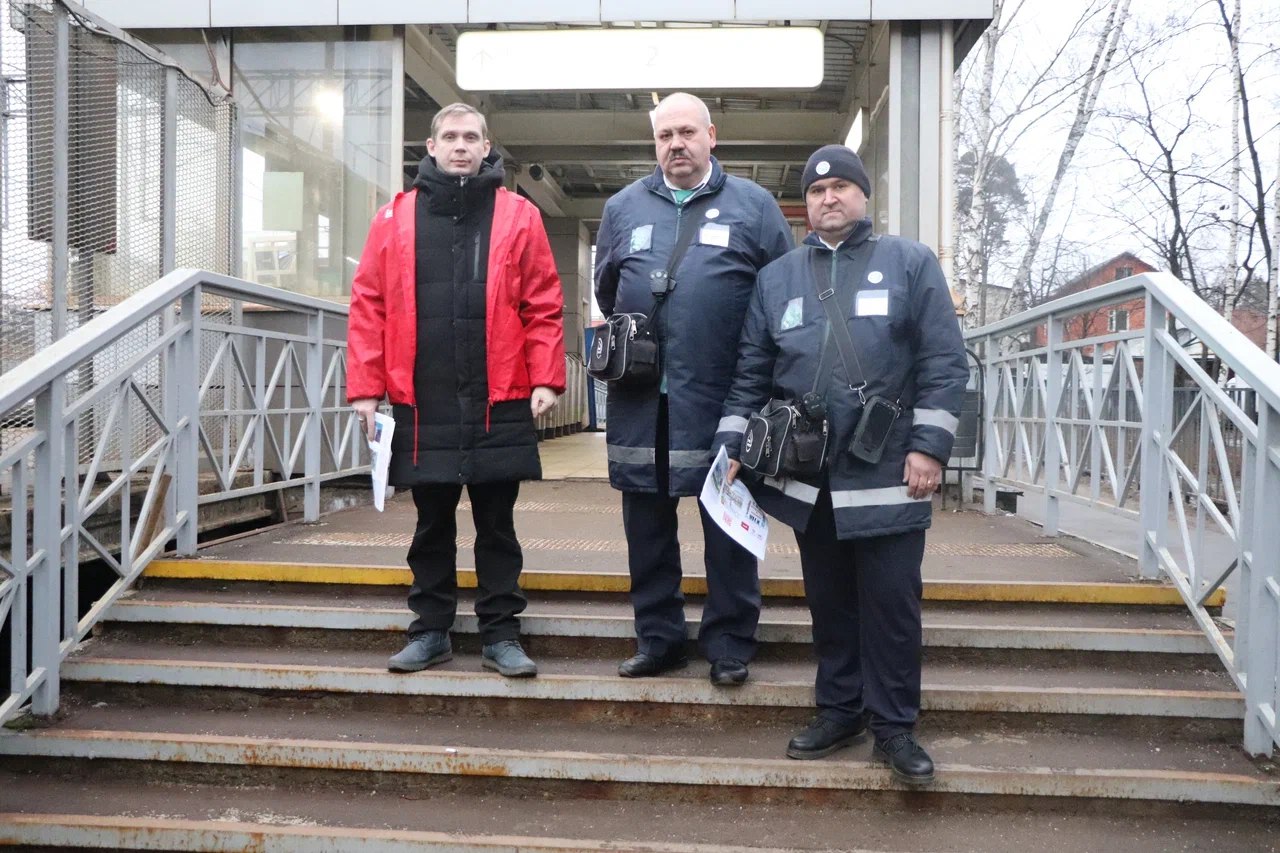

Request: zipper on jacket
left=472, top=232, right=481, bottom=282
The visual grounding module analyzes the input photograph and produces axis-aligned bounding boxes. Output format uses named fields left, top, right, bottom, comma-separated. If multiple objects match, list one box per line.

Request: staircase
left=2, top=493, right=1277, bottom=851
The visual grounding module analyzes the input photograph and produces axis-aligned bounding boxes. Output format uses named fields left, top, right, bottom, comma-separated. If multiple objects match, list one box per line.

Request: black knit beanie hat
left=801, top=144, right=871, bottom=198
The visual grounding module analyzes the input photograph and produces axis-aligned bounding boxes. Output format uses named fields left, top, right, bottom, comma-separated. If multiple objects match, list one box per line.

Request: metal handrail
left=0, top=270, right=363, bottom=726
left=965, top=271, right=1280, bottom=756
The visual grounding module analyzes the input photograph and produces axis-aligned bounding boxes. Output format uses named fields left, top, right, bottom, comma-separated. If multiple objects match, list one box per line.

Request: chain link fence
left=0, top=0, right=237, bottom=478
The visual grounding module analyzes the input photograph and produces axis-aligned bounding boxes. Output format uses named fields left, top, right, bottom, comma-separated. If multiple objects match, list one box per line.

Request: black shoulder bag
left=739, top=239, right=879, bottom=478
left=587, top=207, right=702, bottom=388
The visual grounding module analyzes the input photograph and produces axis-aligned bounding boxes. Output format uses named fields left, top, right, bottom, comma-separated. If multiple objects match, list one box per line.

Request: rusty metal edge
left=3, top=731, right=1277, bottom=806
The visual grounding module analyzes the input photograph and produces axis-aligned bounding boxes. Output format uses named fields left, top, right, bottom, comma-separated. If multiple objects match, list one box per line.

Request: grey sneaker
left=387, top=631, right=452, bottom=673
left=481, top=639, right=538, bottom=678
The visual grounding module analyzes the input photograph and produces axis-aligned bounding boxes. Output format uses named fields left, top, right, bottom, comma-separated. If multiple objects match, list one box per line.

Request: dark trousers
left=621, top=397, right=760, bottom=663
left=405, top=481, right=526, bottom=644
left=793, top=487, right=925, bottom=741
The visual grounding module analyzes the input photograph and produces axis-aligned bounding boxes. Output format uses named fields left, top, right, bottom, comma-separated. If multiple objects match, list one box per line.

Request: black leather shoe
left=873, top=732, right=935, bottom=784
left=618, top=650, right=688, bottom=678
left=709, top=658, right=749, bottom=686
left=786, top=713, right=869, bottom=760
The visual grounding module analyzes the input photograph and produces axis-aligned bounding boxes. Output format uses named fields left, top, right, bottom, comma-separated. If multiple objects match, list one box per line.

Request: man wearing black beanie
left=714, top=144, right=968, bottom=785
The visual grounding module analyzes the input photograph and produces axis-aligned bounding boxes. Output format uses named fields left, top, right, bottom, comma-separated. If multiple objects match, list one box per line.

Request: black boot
left=786, top=712, right=869, bottom=760
left=873, top=732, right=935, bottom=784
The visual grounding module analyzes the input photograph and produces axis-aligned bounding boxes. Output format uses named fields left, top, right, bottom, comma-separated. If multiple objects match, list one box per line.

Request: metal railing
left=0, top=270, right=367, bottom=725
left=967, top=272, right=1280, bottom=756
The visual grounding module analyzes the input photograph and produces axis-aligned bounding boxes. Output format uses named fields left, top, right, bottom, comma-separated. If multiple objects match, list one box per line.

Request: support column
left=887, top=20, right=947, bottom=258
left=544, top=217, right=592, bottom=429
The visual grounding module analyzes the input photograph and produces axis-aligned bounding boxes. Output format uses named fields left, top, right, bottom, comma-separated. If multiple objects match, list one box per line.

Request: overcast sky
left=963, top=0, right=1280, bottom=284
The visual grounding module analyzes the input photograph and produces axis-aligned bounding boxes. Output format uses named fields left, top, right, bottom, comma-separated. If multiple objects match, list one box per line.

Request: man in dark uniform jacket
left=720, top=145, right=968, bottom=783
left=347, top=104, right=566, bottom=678
left=594, top=93, right=793, bottom=686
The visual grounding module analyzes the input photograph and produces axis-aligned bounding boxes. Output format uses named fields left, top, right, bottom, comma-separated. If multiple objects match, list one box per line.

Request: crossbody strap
left=808, top=237, right=879, bottom=402
left=647, top=200, right=706, bottom=323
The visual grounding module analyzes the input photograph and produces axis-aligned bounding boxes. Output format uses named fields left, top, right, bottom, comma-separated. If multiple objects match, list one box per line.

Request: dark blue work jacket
left=595, top=159, right=794, bottom=495
left=717, top=221, right=969, bottom=539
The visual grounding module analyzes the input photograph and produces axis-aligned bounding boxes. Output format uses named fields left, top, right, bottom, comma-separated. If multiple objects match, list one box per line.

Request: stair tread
left=68, top=636, right=1237, bottom=693
left=2, top=773, right=1274, bottom=853
left=119, top=585, right=1210, bottom=632
left=19, top=700, right=1275, bottom=781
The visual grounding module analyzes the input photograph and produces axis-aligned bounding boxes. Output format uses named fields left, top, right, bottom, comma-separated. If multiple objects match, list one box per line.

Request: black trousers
left=621, top=396, right=760, bottom=663
left=793, top=487, right=925, bottom=741
left=405, top=481, right=526, bottom=644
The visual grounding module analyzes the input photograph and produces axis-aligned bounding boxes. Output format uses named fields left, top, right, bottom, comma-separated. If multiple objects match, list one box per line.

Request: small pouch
left=849, top=394, right=900, bottom=464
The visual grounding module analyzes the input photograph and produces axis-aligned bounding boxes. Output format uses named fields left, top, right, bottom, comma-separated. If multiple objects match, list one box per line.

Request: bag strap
left=647, top=199, right=707, bottom=323
left=808, top=236, right=879, bottom=402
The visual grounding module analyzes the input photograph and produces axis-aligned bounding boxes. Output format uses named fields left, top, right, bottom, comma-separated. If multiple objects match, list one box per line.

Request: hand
left=351, top=398, right=379, bottom=441
left=903, top=451, right=942, bottom=499
left=531, top=386, right=559, bottom=418
left=726, top=458, right=742, bottom=484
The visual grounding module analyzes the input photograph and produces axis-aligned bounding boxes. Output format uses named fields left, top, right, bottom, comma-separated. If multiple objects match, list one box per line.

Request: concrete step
left=61, top=637, right=1242, bottom=720
left=2, top=772, right=1277, bottom=852
left=103, top=587, right=1218, bottom=655
left=2, top=701, right=1274, bottom=804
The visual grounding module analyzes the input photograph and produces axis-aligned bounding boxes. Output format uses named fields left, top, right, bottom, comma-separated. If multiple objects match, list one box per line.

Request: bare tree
left=1224, top=0, right=1243, bottom=328
left=954, top=0, right=1112, bottom=325
left=1008, top=0, right=1133, bottom=312
left=1270, top=138, right=1279, bottom=359
left=1099, top=51, right=1226, bottom=306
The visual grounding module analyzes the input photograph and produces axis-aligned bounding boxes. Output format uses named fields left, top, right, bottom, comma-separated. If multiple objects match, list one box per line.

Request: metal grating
left=0, top=0, right=237, bottom=471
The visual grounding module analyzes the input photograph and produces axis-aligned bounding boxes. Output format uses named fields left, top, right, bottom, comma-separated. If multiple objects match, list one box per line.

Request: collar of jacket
left=803, top=218, right=874, bottom=253
left=414, top=151, right=505, bottom=216
left=642, top=156, right=727, bottom=203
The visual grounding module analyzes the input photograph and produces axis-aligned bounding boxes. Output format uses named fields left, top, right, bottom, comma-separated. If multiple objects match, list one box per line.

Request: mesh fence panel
left=0, top=0, right=237, bottom=471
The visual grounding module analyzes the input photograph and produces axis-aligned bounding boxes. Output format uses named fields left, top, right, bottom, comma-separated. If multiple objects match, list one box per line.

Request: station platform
left=147, top=432, right=1209, bottom=606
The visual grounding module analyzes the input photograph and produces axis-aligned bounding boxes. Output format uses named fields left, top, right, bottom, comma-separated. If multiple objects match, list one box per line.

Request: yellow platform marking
left=144, top=559, right=1224, bottom=606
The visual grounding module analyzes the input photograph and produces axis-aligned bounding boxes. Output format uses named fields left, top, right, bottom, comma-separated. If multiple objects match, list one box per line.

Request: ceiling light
left=457, top=28, right=824, bottom=91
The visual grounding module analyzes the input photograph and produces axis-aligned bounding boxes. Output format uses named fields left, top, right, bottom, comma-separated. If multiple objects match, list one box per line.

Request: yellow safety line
left=144, top=559, right=1224, bottom=606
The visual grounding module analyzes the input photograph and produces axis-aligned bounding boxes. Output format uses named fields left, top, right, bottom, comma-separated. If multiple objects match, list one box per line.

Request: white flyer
left=367, top=412, right=395, bottom=512
left=699, top=445, right=769, bottom=561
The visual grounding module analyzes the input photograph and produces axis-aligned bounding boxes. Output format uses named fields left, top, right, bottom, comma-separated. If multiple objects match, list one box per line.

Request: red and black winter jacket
left=346, top=186, right=566, bottom=412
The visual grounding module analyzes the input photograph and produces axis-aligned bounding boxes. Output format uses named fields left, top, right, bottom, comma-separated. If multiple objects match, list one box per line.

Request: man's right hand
left=351, top=398, right=379, bottom=440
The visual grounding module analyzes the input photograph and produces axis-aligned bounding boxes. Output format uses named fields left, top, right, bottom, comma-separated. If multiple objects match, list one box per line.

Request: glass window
left=1108, top=309, right=1129, bottom=332
left=233, top=28, right=396, bottom=300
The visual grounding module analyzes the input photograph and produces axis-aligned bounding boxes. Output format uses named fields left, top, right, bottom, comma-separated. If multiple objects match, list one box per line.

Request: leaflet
left=699, top=445, right=769, bottom=561
left=367, top=412, right=395, bottom=512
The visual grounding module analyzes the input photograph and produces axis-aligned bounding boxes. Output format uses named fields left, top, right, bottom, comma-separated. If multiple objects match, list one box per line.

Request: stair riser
left=4, top=757, right=1273, bottom=821
left=60, top=682, right=1247, bottom=739
left=92, top=622, right=1219, bottom=667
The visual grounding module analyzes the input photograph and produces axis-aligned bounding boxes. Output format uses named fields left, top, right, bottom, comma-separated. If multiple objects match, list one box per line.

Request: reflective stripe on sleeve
left=717, top=415, right=748, bottom=434
left=912, top=408, right=959, bottom=435
left=830, top=486, right=930, bottom=508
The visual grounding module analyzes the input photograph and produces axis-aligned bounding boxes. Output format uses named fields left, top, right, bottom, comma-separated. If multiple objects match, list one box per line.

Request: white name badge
left=855, top=289, right=890, bottom=317
left=629, top=224, right=653, bottom=253
left=699, top=223, right=731, bottom=248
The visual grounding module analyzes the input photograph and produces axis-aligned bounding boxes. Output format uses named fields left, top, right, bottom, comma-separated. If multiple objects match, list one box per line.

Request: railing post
left=174, top=288, right=201, bottom=555
left=304, top=310, right=323, bottom=522
left=1043, top=314, right=1063, bottom=535
left=30, top=378, right=65, bottom=716
left=160, top=68, right=177, bottom=276
left=1243, top=404, right=1280, bottom=756
left=1138, top=293, right=1173, bottom=580
left=50, top=4, right=69, bottom=342
left=982, top=334, right=999, bottom=514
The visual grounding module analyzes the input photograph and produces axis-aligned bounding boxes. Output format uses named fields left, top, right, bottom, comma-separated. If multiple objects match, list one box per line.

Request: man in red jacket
left=347, top=103, right=566, bottom=678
